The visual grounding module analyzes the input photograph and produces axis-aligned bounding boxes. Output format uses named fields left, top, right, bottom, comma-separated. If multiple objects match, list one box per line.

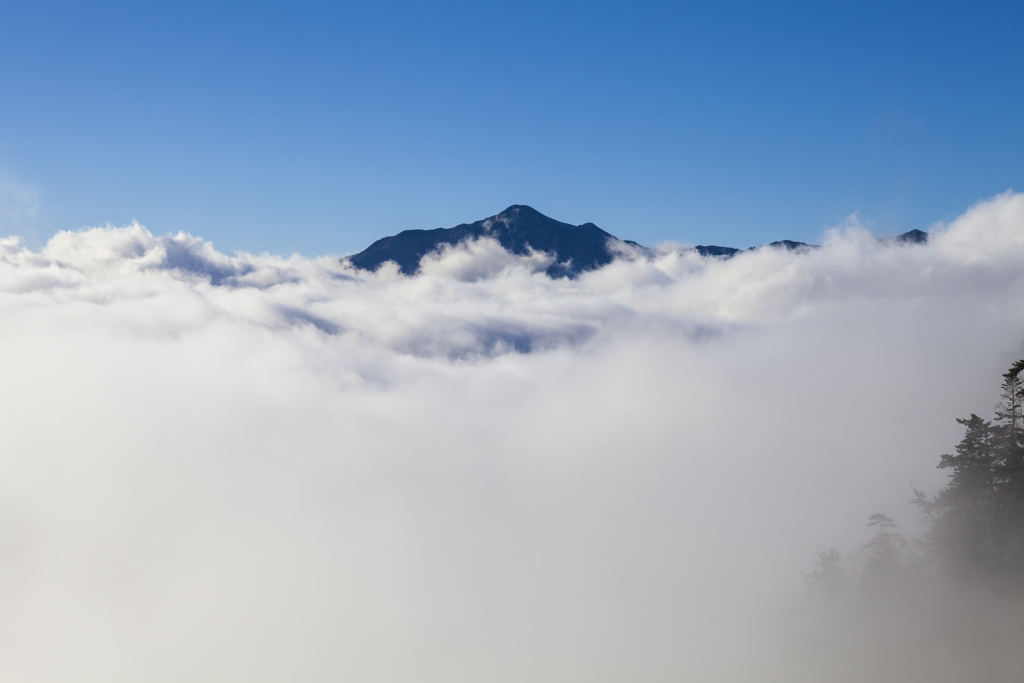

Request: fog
left=1, top=192, right=1024, bottom=681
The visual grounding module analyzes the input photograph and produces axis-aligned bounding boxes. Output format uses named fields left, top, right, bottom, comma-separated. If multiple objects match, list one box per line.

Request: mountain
left=693, top=245, right=740, bottom=258
left=345, top=205, right=626, bottom=277
left=766, top=239, right=817, bottom=250
left=891, top=229, right=928, bottom=245
left=344, top=206, right=930, bottom=276
left=693, top=240, right=815, bottom=257
left=696, top=230, right=928, bottom=257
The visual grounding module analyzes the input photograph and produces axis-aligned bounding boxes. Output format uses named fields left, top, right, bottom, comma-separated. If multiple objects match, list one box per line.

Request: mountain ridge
left=344, top=205, right=930, bottom=276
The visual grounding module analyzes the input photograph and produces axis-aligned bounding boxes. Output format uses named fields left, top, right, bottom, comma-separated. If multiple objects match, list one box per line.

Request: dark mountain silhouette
left=693, top=240, right=815, bottom=257
left=767, top=239, right=816, bottom=250
left=697, top=230, right=928, bottom=258
left=891, top=229, right=929, bottom=245
left=345, top=205, right=625, bottom=277
left=694, top=245, right=740, bottom=258
left=344, top=206, right=931, bottom=276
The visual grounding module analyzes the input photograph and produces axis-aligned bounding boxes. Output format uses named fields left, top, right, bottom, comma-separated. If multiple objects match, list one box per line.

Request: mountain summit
left=345, top=205, right=626, bottom=277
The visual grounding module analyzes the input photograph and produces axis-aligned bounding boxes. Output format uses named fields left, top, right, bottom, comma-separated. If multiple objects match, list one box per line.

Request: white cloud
left=0, top=193, right=1023, bottom=680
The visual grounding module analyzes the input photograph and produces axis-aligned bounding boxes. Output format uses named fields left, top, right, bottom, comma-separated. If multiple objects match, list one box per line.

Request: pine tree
left=994, top=359, right=1024, bottom=447
left=992, top=360, right=1024, bottom=584
left=928, top=415, right=999, bottom=578
left=925, top=360, right=1024, bottom=586
left=803, top=548, right=847, bottom=598
left=862, top=514, right=904, bottom=585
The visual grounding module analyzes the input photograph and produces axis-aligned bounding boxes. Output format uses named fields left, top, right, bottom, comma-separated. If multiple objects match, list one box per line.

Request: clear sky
left=0, top=0, right=1021, bottom=255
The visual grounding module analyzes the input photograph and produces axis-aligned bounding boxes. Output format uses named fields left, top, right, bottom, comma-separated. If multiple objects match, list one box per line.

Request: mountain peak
left=893, top=229, right=928, bottom=245
left=498, top=204, right=542, bottom=217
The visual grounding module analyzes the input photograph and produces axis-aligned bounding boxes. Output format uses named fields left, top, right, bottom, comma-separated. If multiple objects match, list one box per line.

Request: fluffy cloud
left=0, top=192, right=1023, bottom=681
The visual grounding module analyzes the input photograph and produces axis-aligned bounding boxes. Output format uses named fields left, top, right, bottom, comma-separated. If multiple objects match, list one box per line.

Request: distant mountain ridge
left=344, top=205, right=930, bottom=276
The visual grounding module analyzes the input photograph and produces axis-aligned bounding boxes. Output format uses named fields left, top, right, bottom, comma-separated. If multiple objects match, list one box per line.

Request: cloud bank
left=1, top=193, right=1024, bottom=681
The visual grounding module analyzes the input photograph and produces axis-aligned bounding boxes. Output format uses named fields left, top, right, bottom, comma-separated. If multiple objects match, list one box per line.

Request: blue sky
left=0, top=0, right=1021, bottom=255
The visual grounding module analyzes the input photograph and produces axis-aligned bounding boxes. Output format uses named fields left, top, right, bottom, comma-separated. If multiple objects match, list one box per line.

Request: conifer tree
left=803, top=548, right=847, bottom=598
left=862, top=514, right=904, bottom=585
left=925, top=360, right=1024, bottom=586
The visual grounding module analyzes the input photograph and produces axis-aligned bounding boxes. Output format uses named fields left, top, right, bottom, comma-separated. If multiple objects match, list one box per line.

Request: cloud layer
left=2, top=193, right=1024, bottom=681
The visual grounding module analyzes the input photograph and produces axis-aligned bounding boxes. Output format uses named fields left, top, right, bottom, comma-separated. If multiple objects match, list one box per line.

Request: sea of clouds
left=1, top=192, right=1024, bottom=681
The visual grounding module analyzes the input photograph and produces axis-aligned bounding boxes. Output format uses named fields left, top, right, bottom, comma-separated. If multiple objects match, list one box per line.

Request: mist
left=1, top=192, right=1024, bottom=681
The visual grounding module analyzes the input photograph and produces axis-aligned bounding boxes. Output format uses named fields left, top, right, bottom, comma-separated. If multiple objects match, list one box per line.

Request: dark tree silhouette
left=862, top=514, right=905, bottom=585
left=803, top=548, right=847, bottom=598
left=807, top=359, right=1024, bottom=593
left=913, top=360, right=1024, bottom=588
left=922, top=361, right=1024, bottom=586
